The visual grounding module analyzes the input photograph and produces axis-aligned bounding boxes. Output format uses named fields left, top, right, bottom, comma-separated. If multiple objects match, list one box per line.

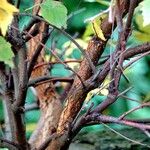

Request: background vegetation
left=0, top=0, right=150, bottom=149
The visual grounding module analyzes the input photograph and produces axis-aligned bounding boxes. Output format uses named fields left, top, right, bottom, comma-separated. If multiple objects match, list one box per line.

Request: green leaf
left=140, top=0, right=150, bottom=26
left=83, top=23, right=94, bottom=39
left=0, top=36, right=14, bottom=67
left=41, top=0, right=67, bottom=28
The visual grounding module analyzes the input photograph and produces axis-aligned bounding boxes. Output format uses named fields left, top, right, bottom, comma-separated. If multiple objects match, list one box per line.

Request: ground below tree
left=69, top=128, right=150, bottom=150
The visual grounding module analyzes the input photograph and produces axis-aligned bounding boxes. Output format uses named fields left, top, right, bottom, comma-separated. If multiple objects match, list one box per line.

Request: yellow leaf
left=63, top=39, right=87, bottom=57
left=85, top=75, right=111, bottom=103
left=92, top=15, right=106, bottom=41
left=0, top=0, right=19, bottom=36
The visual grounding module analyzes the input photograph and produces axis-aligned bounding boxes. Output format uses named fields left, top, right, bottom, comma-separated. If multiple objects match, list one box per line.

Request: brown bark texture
left=26, top=0, right=143, bottom=150
left=28, top=0, right=62, bottom=149
left=48, top=1, right=131, bottom=149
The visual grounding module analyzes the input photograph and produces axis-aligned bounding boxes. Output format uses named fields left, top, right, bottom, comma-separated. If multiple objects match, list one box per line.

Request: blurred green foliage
left=0, top=0, right=150, bottom=139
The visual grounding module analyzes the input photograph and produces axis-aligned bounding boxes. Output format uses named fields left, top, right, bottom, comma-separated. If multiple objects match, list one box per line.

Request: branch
left=27, top=24, right=50, bottom=79
left=69, top=41, right=150, bottom=145
left=13, top=46, right=28, bottom=110
left=85, top=114, right=150, bottom=130
left=20, top=26, right=86, bottom=87
left=33, top=60, right=81, bottom=70
left=22, top=0, right=43, bottom=32
left=24, top=23, right=40, bottom=42
left=93, top=42, right=150, bottom=113
left=0, top=63, right=13, bottom=140
left=36, top=133, right=58, bottom=150
left=28, top=76, right=73, bottom=87
left=119, top=102, right=150, bottom=120
left=25, top=103, right=39, bottom=111
left=0, top=138, right=20, bottom=149
left=18, top=13, right=96, bottom=73
left=125, top=42, right=150, bottom=59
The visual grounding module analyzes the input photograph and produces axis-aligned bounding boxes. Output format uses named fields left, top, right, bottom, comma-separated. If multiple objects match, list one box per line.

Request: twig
left=71, top=102, right=94, bottom=129
left=25, top=103, right=39, bottom=111
left=18, top=13, right=96, bottom=73
left=117, top=86, right=133, bottom=98
left=119, top=102, right=150, bottom=120
left=15, top=0, right=21, bottom=8
left=24, top=23, right=40, bottom=42
left=33, top=60, right=81, bottom=70
left=119, top=95, right=141, bottom=103
left=125, top=42, right=150, bottom=59
left=26, top=24, right=50, bottom=79
left=124, top=51, right=150, bottom=70
left=18, top=26, right=86, bottom=87
left=102, top=123, right=150, bottom=148
left=22, top=0, right=43, bottom=32
left=28, top=76, right=73, bottom=87
left=0, top=137, right=20, bottom=149
left=85, top=114, right=150, bottom=130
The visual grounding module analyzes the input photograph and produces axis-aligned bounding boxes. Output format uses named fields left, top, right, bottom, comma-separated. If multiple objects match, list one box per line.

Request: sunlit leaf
left=26, top=123, right=37, bottom=132
left=96, top=0, right=110, bottom=6
left=0, top=36, right=14, bottom=67
left=0, top=0, right=19, bottom=36
left=140, top=0, right=150, bottom=26
left=133, top=31, right=150, bottom=42
left=85, top=76, right=111, bottom=103
left=84, top=0, right=96, bottom=2
left=92, top=15, right=107, bottom=41
left=41, top=0, right=67, bottom=28
left=63, top=39, right=87, bottom=56
left=82, top=23, right=94, bottom=39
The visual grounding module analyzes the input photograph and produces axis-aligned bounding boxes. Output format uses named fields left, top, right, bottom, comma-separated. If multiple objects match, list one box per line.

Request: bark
left=28, top=0, right=62, bottom=149
left=48, top=0, right=142, bottom=149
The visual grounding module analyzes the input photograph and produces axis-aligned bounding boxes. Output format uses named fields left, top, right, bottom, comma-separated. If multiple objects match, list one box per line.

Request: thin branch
left=25, top=103, right=39, bottom=111
left=119, top=95, right=141, bottom=103
left=124, top=51, right=150, bottom=70
left=18, top=13, right=96, bottom=73
left=22, top=0, right=43, bottom=32
left=124, top=0, right=138, bottom=40
left=71, top=102, right=94, bottom=129
left=85, top=114, right=150, bottom=130
left=125, top=42, right=150, bottom=59
left=117, top=86, right=133, bottom=98
left=33, top=60, right=81, bottom=70
left=119, top=102, right=150, bottom=120
left=15, top=0, right=21, bottom=8
left=28, top=76, right=73, bottom=87
left=20, top=27, right=86, bottom=87
left=0, top=138, right=20, bottom=149
left=93, top=42, right=150, bottom=113
left=27, top=24, right=50, bottom=78
left=24, top=23, right=40, bottom=42
left=102, top=123, right=150, bottom=148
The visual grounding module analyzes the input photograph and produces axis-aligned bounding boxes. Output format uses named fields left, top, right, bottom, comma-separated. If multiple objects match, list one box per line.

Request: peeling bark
left=48, top=1, right=137, bottom=149
left=28, top=0, right=62, bottom=149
